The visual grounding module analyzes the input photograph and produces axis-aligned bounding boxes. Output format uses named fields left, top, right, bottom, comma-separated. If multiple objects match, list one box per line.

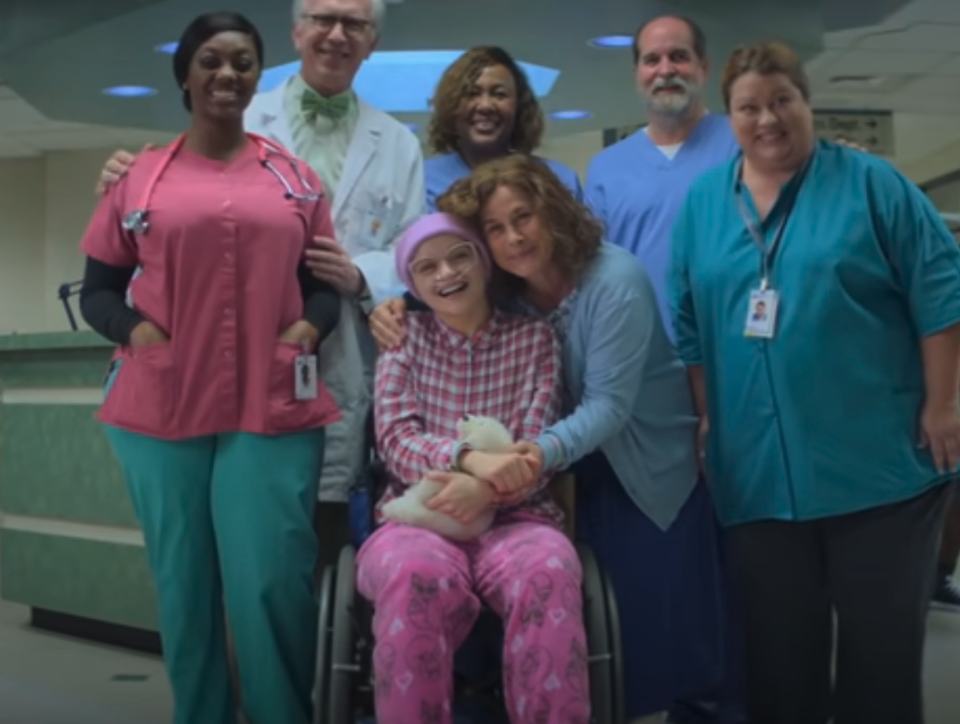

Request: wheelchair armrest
left=347, top=455, right=390, bottom=548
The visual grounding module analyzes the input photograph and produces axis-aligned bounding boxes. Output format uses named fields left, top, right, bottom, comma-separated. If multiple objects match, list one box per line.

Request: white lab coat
left=246, top=81, right=426, bottom=501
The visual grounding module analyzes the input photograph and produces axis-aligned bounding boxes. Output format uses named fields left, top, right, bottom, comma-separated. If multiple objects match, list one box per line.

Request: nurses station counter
left=0, top=331, right=159, bottom=650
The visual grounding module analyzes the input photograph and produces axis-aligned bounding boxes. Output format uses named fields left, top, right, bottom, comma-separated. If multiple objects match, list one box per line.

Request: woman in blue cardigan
left=370, top=153, right=728, bottom=721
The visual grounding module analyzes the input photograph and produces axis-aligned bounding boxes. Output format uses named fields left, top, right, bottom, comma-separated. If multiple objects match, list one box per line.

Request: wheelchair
left=313, top=457, right=625, bottom=724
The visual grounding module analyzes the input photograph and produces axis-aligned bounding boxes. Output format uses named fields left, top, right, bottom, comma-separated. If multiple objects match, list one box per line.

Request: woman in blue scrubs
left=670, top=41, right=960, bottom=724
left=424, top=46, right=582, bottom=210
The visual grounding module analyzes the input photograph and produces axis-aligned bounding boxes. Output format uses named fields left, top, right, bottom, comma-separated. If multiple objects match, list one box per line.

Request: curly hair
left=428, top=47, right=544, bottom=156
left=436, top=154, right=602, bottom=292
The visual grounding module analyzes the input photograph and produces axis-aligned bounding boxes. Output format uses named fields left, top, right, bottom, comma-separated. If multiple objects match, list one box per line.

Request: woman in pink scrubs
left=77, top=12, right=340, bottom=724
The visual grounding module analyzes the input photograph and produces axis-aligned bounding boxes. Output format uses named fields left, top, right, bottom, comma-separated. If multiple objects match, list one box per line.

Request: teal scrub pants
left=105, top=426, right=324, bottom=724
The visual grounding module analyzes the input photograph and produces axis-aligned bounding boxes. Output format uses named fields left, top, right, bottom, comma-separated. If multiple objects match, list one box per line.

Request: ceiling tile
left=893, top=74, right=960, bottom=97
left=811, top=73, right=917, bottom=96
left=855, top=23, right=960, bottom=52
left=930, top=54, right=960, bottom=75
left=828, top=49, right=951, bottom=76
left=0, top=97, right=47, bottom=131
left=823, top=28, right=875, bottom=50
left=909, top=0, right=960, bottom=26
left=804, top=50, right=845, bottom=77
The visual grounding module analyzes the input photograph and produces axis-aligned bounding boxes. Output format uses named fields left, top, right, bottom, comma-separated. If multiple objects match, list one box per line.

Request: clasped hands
left=425, top=443, right=544, bottom=524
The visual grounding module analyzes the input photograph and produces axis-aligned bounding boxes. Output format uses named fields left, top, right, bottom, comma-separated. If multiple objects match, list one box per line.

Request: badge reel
left=744, top=279, right=779, bottom=339
left=295, top=354, right=318, bottom=400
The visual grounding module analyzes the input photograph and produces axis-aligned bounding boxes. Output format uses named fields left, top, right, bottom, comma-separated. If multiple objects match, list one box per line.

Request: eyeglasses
left=300, top=13, right=373, bottom=37
left=409, top=243, right=478, bottom=281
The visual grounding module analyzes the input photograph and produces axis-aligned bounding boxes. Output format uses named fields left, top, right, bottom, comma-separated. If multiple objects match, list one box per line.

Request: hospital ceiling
left=0, top=0, right=909, bottom=141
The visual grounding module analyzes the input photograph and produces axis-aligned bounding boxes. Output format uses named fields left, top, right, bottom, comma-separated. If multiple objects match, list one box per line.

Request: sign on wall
left=813, top=109, right=895, bottom=156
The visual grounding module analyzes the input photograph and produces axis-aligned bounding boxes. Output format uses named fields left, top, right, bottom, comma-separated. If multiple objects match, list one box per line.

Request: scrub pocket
left=103, top=358, right=123, bottom=397
left=101, top=343, right=176, bottom=435
left=352, top=189, right=400, bottom=253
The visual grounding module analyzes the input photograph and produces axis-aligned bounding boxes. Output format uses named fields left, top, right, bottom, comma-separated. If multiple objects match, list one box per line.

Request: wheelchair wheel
left=577, top=543, right=619, bottom=724
left=601, top=567, right=625, bottom=724
left=312, top=564, right=335, bottom=724
left=328, top=545, right=358, bottom=724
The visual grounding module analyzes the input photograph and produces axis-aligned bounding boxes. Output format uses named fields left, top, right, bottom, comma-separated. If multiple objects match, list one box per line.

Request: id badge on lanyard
left=736, top=158, right=810, bottom=340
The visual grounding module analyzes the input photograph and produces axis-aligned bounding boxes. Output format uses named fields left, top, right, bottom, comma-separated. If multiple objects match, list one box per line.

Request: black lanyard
left=734, top=155, right=812, bottom=290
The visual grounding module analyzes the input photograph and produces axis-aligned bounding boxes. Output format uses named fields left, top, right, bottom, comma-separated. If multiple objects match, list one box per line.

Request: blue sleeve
left=550, top=161, right=583, bottom=203
left=584, top=159, right=605, bottom=222
left=425, top=186, right=439, bottom=213
left=869, top=162, right=960, bottom=336
left=669, top=193, right=702, bottom=364
left=571, top=170, right=584, bottom=203
left=424, top=159, right=441, bottom=213
left=535, top=276, right=654, bottom=470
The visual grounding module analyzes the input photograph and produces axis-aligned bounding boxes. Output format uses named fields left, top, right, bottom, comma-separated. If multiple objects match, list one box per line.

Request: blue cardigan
left=533, top=243, right=699, bottom=530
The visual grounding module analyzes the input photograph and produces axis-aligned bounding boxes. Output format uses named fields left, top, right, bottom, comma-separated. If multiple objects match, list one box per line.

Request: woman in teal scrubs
left=670, top=41, right=960, bottom=724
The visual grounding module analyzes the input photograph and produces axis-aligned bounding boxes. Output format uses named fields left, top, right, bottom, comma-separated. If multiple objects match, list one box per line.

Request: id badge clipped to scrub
left=744, top=282, right=779, bottom=339
left=295, top=354, right=318, bottom=400
left=362, top=193, right=392, bottom=248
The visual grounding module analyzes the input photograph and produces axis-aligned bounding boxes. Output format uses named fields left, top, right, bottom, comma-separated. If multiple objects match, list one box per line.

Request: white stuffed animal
left=381, top=414, right=513, bottom=541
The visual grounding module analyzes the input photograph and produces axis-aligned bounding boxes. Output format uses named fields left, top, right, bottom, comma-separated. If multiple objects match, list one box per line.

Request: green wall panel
left=0, top=404, right=137, bottom=527
left=0, top=350, right=113, bottom=389
left=0, top=332, right=113, bottom=389
left=0, top=332, right=108, bottom=352
left=1, top=530, right=157, bottom=631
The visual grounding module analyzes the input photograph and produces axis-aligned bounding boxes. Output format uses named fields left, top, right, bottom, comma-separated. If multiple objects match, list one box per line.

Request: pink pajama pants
left=356, top=518, right=591, bottom=724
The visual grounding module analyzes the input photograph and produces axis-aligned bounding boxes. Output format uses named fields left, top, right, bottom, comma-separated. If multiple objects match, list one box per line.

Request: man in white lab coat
left=98, top=0, right=425, bottom=553
left=249, top=0, right=424, bottom=517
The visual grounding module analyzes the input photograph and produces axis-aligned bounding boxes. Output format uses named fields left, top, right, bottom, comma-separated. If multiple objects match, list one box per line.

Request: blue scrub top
left=586, top=114, right=737, bottom=333
left=670, top=140, right=960, bottom=527
left=425, top=152, right=583, bottom=212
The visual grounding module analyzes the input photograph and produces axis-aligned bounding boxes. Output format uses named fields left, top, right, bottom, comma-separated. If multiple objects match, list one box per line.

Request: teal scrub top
left=670, top=140, right=960, bottom=527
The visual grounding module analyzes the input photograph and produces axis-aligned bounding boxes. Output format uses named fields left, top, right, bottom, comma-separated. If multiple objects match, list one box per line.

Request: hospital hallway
left=1, top=576, right=960, bottom=724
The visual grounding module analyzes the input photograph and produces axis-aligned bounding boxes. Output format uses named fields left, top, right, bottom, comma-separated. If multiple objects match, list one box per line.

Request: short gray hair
left=292, top=0, right=387, bottom=31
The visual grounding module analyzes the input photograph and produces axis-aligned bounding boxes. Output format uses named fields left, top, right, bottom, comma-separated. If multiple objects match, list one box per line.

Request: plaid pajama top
left=373, top=310, right=564, bottom=526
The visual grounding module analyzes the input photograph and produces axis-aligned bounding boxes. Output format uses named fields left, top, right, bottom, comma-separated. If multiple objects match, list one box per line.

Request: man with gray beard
left=586, top=15, right=737, bottom=336
left=584, top=14, right=744, bottom=724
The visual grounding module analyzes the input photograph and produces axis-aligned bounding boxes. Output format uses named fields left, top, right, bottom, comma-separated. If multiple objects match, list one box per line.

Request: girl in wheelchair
left=356, top=213, right=590, bottom=724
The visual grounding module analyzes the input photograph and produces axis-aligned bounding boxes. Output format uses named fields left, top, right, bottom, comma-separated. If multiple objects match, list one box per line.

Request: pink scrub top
left=80, top=139, right=341, bottom=440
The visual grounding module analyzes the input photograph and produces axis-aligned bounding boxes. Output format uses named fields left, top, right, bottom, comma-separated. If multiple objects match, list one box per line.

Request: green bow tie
left=301, top=88, right=352, bottom=120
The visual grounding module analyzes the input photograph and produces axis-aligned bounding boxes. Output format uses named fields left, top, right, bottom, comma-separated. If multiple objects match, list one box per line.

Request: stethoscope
left=122, top=132, right=323, bottom=236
